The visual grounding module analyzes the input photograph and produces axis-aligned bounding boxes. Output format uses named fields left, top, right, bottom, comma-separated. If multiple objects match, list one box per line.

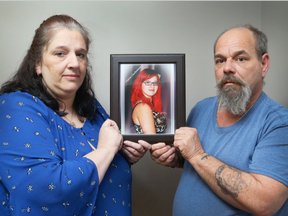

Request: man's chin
left=222, top=86, right=241, bottom=97
left=222, top=84, right=241, bottom=91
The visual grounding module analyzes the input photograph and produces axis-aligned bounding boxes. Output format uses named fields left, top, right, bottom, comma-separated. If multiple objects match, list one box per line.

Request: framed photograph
left=110, top=54, right=185, bottom=144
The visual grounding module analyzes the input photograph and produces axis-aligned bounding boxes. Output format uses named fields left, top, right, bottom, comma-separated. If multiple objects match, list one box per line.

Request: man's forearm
left=188, top=153, right=285, bottom=216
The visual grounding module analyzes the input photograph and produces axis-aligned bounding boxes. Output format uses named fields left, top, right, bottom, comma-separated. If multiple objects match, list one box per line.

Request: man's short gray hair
left=213, top=24, right=268, bottom=61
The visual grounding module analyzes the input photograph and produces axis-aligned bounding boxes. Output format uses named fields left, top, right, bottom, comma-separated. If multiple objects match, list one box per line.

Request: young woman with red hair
left=131, top=68, right=167, bottom=134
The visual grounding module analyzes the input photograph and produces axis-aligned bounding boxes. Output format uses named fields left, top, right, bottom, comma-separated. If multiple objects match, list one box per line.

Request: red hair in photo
left=131, top=68, right=163, bottom=114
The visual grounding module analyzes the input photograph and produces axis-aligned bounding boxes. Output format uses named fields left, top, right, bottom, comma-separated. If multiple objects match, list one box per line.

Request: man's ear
left=261, top=53, right=270, bottom=79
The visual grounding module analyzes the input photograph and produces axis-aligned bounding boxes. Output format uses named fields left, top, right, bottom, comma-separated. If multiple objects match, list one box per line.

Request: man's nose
left=223, top=58, right=236, bottom=74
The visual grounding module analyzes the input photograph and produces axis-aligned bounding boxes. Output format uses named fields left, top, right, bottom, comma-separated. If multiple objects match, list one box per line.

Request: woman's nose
left=67, top=54, right=80, bottom=69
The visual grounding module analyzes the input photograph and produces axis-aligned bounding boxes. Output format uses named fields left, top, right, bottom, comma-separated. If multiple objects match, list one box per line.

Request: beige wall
left=0, top=2, right=287, bottom=215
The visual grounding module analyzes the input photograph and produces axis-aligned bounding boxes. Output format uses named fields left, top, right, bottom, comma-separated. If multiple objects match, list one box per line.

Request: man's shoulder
left=261, top=93, right=288, bottom=126
left=187, top=96, right=217, bottom=124
left=194, top=96, right=217, bottom=109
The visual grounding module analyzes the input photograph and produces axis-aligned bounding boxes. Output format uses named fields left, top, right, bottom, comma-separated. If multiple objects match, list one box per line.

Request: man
left=150, top=25, right=288, bottom=215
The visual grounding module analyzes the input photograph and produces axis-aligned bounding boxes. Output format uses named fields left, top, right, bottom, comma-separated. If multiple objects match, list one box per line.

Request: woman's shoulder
left=1, top=90, right=33, bottom=99
left=133, top=101, right=151, bottom=110
left=1, top=91, right=45, bottom=104
left=93, top=99, right=110, bottom=122
left=0, top=91, right=52, bottom=118
left=132, top=101, right=152, bottom=119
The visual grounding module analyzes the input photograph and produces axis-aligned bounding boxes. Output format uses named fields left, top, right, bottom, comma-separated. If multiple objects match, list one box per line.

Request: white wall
left=0, top=2, right=287, bottom=216
left=261, top=2, right=288, bottom=108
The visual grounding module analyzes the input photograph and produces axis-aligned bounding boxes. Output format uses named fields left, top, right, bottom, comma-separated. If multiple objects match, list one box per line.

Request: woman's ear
left=35, top=62, right=42, bottom=76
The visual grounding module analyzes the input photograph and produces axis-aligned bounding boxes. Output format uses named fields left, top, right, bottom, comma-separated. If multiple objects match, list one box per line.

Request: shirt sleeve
left=0, top=92, right=99, bottom=215
left=249, top=107, right=288, bottom=186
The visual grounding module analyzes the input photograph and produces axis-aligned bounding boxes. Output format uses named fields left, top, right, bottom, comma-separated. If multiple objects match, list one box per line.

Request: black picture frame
left=110, top=54, right=185, bottom=144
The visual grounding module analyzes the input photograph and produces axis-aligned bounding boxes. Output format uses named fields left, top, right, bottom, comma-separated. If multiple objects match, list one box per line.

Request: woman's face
left=36, top=28, right=87, bottom=100
left=141, top=76, right=159, bottom=99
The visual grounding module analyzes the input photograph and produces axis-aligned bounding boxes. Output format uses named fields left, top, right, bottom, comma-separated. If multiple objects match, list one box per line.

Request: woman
left=0, top=15, right=149, bottom=216
left=131, top=68, right=167, bottom=134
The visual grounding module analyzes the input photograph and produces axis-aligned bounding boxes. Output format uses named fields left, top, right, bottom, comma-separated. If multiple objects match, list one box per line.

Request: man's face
left=214, top=28, right=268, bottom=106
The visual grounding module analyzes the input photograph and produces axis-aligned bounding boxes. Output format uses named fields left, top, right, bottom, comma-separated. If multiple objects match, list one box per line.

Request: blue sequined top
left=0, top=91, right=132, bottom=216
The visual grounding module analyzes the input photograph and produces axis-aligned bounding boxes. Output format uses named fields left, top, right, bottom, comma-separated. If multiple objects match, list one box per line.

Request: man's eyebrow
left=233, top=50, right=248, bottom=56
left=214, top=50, right=248, bottom=59
left=214, top=54, right=224, bottom=59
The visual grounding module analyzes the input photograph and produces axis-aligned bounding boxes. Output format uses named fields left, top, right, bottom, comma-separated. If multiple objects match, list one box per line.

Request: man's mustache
left=217, top=74, right=246, bottom=89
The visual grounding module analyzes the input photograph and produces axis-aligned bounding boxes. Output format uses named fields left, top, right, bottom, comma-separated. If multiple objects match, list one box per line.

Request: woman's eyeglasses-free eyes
left=143, top=81, right=160, bottom=86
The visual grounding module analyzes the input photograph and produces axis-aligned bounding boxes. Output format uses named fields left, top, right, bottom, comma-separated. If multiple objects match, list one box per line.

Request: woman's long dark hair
left=0, top=15, right=96, bottom=120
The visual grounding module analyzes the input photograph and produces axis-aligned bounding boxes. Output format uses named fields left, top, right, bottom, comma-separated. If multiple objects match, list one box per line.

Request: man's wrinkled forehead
left=215, top=28, right=256, bottom=55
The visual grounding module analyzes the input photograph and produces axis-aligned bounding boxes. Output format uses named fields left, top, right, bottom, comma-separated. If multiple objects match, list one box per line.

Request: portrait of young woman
left=130, top=68, right=167, bottom=134
left=118, top=63, right=176, bottom=135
